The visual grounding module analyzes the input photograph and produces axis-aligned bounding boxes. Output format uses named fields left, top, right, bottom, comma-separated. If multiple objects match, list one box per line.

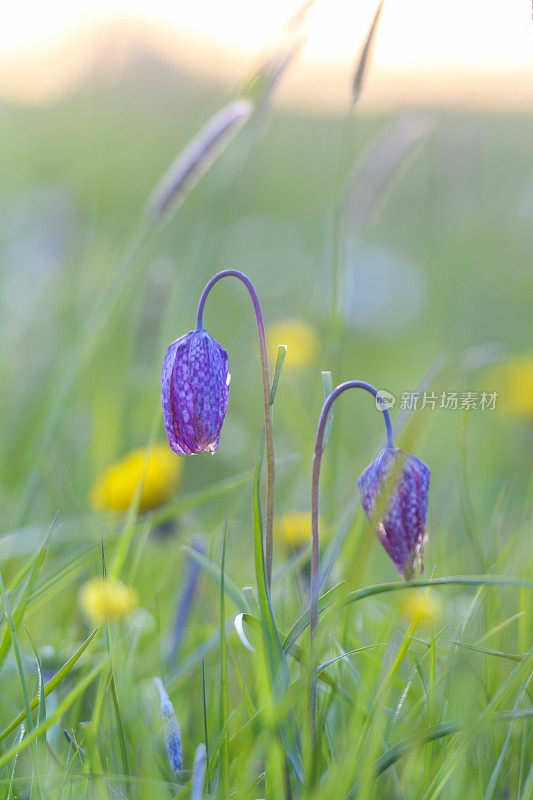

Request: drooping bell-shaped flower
left=358, top=447, right=430, bottom=580
left=161, top=328, right=230, bottom=455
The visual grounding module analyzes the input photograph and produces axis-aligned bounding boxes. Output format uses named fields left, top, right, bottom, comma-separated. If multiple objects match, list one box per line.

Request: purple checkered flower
left=358, top=447, right=430, bottom=580
left=161, top=328, right=230, bottom=456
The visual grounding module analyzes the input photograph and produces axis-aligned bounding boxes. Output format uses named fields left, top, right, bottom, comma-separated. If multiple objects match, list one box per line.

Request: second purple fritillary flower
left=161, top=329, right=230, bottom=456
left=358, top=447, right=430, bottom=580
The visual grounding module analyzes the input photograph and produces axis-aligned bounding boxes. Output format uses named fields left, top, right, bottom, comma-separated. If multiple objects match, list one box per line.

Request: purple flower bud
left=358, top=447, right=430, bottom=580
left=161, top=329, right=230, bottom=456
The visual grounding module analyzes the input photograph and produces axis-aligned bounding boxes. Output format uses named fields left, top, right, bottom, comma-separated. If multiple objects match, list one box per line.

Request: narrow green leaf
left=0, top=627, right=99, bottom=742
left=111, top=412, right=159, bottom=579
left=450, top=641, right=524, bottom=662
left=345, top=576, right=533, bottom=606
left=0, top=570, right=34, bottom=736
left=252, top=442, right=302, bottom=781
left=316, top=644, right=387, bottom=675
left=25, top=628, right=46, bottom=768
left=268, top=345, right=287, bottom=406
left=376, top=709, right=533, bottom=777
left=483, top=677, right=530, bottom=800
left=283, top=582, right=346, bottom=653
left=5, top=725, right=25, bottom=800
left=0, top=661, right=106, bottom=772
left=202, top=658, right=210, bottom=793
left=182, top=545, right=247, bottom=611
left=109, top=674, right=130, bottom=776
left=0, top=514, right=57, bottom=670
left=351, top=0, right=384, bottom=105
left=218, top=520, right=229, bottom=800
left=252, top=442, right=288, bottom=697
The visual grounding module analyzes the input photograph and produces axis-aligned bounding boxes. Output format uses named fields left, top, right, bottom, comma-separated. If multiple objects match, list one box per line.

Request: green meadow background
left=0, top=48, right=532, bottom=798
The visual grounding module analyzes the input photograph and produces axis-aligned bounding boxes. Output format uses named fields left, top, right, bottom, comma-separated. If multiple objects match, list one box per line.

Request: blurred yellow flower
left=267, top=320, right=318, bottom=371
left=90, top=445, right=182, bottom=512
left=79, top=577, right=138, bottom=623
left=276, top=511, right=322, bottom=549
left=486, top=357, right=533, bottom=419
left=400, top=591, right=442, bottom=629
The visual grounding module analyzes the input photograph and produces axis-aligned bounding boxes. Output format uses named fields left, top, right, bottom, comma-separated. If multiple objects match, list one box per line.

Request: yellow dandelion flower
left=486, top=357, right=533, bottom=419
left=90, top=445, right=182, bottom=513
left=400, top=591, right=442, bottom=629
left=276, top=511, right=322, bottom=549
left=79, top=577, right=138, bottom=623
left=267, top=320, right=318, bottom=371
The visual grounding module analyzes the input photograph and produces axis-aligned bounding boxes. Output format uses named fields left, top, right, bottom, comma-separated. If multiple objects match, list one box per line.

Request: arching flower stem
left=196, top=269, right=276, bottom=587
left=310, top=380, right=393, bottom=634
left=308, top=381, right=393, bottom=751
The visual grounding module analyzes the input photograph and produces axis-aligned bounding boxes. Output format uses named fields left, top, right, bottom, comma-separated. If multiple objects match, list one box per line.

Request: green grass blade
left=0, top=514, right=57, bottom=670
left=3, top=724, right=25, bottom=800
left=182, top=545, right=247, bottom=611
left=252, top=442, right=288, bottom=698
left=268, top=345, right=287, bottom=406
left=0, top=627, right=99, bottom=742
left=345, top=575, right=533, bottom=605
left=351, top=0, right=384, bottom=105
left=283, top=582, right=346, bottom=653
left=0, top=661, right=107, bottom=772
left=218, top=520, right=229, bottom=799
left=0, top=570, right=34, bottom=735
left=202, top=658, right=210, bottom=793
left=109, top=673, right=130, bottom=776
left=450, top=641, right=524, bottom=662
left=25, top=627, right=47, bottom=770
left=375, top=709, right=533, bottom=778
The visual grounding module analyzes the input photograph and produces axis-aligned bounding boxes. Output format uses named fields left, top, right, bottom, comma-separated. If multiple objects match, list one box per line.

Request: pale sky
left=2, top=0, right=533, bottom=108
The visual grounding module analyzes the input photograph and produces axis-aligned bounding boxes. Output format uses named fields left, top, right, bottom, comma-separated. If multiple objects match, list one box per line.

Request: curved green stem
left=196, top=270, right=275, bottom=587
left=308, top=380, right=393, bottom=752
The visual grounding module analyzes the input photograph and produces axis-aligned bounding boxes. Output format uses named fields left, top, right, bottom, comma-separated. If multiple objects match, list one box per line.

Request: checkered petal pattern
left=161, top=329, right=230, bottom=456
left=358, top=447, right=430, bottom=580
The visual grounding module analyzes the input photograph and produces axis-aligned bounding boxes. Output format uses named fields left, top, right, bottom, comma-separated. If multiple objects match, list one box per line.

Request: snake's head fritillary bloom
left=161, top=329, right=230, bottom=456
left=358, top=447, right=430, bottom=580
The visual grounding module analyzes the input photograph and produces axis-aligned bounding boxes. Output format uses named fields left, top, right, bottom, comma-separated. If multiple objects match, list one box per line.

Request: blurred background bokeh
left=1, top=0, right=533, bottom=584
left=1, top=5, right=533, bottom=796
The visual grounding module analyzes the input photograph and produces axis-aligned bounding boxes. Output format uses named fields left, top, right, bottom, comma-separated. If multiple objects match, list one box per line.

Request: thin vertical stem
left=196, top=270, right=275, bottom=587
left=308, top=380, right=394, bottom=747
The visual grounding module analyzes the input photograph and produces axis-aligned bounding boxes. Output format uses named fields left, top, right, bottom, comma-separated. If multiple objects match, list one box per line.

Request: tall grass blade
left=181, top=544, right=247, bottom=612
left=109, top=674, right=130, bottom=776
left=0, top=661, right=107, bottom=772
left=0, top=627, right=99, bottom=742
left=342, top=112, right=432, bottom=238
left=25, top=628, right=46, bottom=769
left=0, top=513, right=57, bottom=670
left=376, top=708, right=533, bottom=778
left=147, top=101, right=252, bottom=222
left=218, top=520, right=230, bottom=799
left=202, top=658, right=210, bottom=792
left=0, top=570, right=34, bottom=737
left=351, top=0, right=384, bottom=105
left=4, top=725, right=25, bottom=800
left=252, top=442, right=288, bottom=696
left=268, top=345, right=287, bottom=406
left=345, top=576, right=533, bottom=606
